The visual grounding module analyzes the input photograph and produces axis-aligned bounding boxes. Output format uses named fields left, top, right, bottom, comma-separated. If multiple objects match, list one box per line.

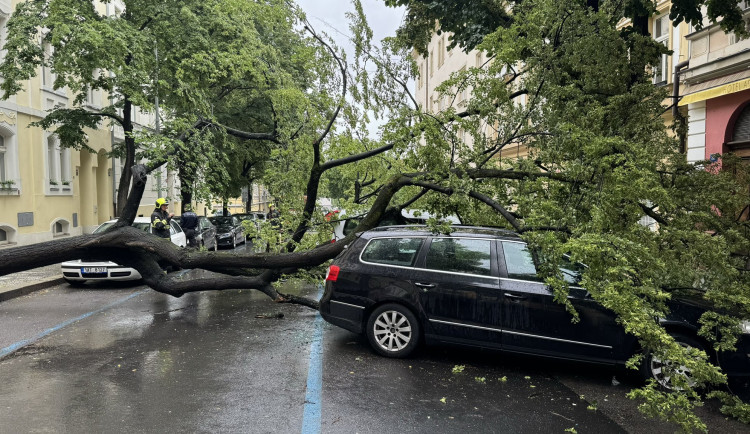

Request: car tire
left=640, top=332, right=708, bottom=391
left=366, top=303, right=420, bottom=358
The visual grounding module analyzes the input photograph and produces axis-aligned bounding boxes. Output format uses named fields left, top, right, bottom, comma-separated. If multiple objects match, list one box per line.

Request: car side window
left=170, top=221, right=182, bottom=234
left=342, top=218, right=360, bottom=236
left=361, top=238, right=423, bottom=266
left=559, top=256, right=583, bottom=285
left=425, top=238, right=492, bottom=276
left=501, top=241, right=542, bottom=282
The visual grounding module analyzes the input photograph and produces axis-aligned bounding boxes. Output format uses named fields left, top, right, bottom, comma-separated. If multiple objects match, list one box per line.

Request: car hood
left=62, top=259, right=120, bottom=267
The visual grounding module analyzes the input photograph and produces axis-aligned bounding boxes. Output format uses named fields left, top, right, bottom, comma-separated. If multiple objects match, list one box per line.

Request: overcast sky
left=294, top=1, right=408, bottom=138
left=295, top=0, right=405, bottom=48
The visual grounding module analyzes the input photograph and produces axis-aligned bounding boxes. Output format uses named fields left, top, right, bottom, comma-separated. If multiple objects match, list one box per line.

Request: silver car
left=61, top=217, right=187, bottom=284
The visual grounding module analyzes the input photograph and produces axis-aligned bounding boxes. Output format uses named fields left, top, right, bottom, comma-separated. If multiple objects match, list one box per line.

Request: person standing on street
left=180, top=203, right=199, bottom=248
left=151, top=198, right=174, bottom=239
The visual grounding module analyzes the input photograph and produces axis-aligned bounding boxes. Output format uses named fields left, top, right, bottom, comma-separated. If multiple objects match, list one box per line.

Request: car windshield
left=209, top=217, right=234, bottom=227
left=93, top=222, right=150, bottom=234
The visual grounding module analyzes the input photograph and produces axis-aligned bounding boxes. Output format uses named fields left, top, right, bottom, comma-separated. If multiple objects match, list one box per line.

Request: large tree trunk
left=115, top=97, right=135, bottom=217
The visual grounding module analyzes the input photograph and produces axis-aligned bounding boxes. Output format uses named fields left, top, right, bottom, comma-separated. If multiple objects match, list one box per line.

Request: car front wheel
left=640, top=333, right=708, bottom=391
left=366, top=303, right=420, bottom=358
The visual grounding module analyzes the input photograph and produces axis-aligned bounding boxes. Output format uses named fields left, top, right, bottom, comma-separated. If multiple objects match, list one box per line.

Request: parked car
left=319, top=225, right=750, bottom=390
left=208, top=215, right=245, bottom=249
left=234, top=213, right=266, bottom=238
left=61, top=217, right=187, bottom=284
left=196, top=216, right=218, bottom=251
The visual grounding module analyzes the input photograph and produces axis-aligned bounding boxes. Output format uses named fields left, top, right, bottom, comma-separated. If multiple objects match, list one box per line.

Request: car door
left=497, top=241, right=617, bottom=363
left=412, top=236, right=502, bottom=347
left=202, top=218, right=217, bottom=249
left=169, top=220, right=187, bottom=247
left=232, top=216, right=243, bottom=243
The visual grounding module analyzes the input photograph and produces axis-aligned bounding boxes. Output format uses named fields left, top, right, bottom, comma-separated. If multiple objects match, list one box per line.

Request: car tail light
left=325, top=265, right=340, bottom=282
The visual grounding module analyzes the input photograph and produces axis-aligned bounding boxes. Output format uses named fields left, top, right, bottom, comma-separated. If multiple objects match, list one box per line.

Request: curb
left=0, top=276, right=66, bottom=303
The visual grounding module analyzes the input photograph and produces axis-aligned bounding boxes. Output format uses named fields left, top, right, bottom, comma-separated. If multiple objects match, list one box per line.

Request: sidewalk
left=0, top=264, right=65, bottom=302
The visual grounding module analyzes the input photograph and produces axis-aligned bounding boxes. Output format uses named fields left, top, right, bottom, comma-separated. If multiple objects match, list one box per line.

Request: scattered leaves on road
left=451, top=365, right=465, bottom=374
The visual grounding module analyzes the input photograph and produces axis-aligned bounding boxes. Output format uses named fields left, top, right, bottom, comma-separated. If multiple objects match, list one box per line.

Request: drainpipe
left=672, top=60, right=689, bottom=118
left=672, top=60, right=689, bottom=154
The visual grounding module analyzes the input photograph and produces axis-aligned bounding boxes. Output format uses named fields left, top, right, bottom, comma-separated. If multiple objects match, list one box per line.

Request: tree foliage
left=383, top=0, right=750, bottom=430
left=2, top=0, right=750, bottom=430
left=386, top=0, right=750, bottom=55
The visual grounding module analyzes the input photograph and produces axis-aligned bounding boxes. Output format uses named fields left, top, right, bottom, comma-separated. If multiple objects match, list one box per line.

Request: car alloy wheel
left=366, top=303, right=420, bottom=358
left=642, top=333, right=706, bottom=391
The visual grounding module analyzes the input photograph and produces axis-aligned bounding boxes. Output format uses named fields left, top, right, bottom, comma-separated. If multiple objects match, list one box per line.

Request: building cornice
left=682, top=48, right=750, bottom=84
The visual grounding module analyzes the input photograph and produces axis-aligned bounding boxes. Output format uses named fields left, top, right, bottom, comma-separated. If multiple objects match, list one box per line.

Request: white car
left=61, top=217, right=187, bottom=284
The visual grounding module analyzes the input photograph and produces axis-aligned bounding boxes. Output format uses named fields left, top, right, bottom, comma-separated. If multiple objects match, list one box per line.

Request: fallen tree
left=2, top=0, right=750, bottom=430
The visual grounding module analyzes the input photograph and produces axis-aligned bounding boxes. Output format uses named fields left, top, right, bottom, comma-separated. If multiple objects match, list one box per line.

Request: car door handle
left=414, top=282, right=435, bottom=290
left=504, top=293, right=527, bottom=300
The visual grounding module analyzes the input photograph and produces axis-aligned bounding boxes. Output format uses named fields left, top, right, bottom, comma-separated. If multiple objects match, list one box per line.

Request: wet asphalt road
left=0, top=251, right=747, bottom=433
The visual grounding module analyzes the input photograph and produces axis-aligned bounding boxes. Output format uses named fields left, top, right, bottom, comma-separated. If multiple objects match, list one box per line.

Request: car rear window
left=361, top=238, right=423, bottom=267
left=501, top=241, right=582, bottom=284
left=501, top=241, right=541, bottom=281
left=425, top=238, right=492, bottom=276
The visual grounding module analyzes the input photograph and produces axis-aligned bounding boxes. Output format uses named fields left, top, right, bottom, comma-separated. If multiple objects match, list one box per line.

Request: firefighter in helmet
left=151, top=198, right=174, bottom=239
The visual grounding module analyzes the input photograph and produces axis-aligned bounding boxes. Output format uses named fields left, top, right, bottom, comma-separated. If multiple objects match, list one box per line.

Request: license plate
left=82, top=267, right=107, bottom=274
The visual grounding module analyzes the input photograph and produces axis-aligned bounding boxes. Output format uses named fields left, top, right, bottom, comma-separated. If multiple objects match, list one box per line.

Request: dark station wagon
left=320, top=226, right=750, bottom=389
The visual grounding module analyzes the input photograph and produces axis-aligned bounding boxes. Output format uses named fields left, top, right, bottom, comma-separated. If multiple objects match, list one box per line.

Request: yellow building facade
left=0, top=0, right=181, bottom=249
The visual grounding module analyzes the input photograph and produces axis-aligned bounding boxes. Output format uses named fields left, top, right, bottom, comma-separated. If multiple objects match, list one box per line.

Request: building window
left=438, top=36, right=445, bottom=67
left=0, top=13, right=8, bottom=64
left=0, top=126, right=17, bottom=189
left=417, top=62, right=424, bottom=89
left=42, top=40, right=55, bottom=88
left=653, top=15, right=669, bottom=84
left=52, top=219, right=70, bottom=237
left=476, top=52, right=483, bottom=68
left=46, top=135, right=70, bottom=191
left=0, top=225, right=16, bottom=245
left=0, top=135, right=5, bottom=182
left=47, top=136, right=57, bottom=181
left=429, top=51, right=434, bottom=76
left=726, top=103, right=750, bottom=159
left=457, top=66, right=467, bottom=106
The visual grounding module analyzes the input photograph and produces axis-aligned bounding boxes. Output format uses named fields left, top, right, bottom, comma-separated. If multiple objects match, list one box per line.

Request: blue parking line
left=302, top=287, right=324, bottom=434
left=0, top=289, right=148, bottom=359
